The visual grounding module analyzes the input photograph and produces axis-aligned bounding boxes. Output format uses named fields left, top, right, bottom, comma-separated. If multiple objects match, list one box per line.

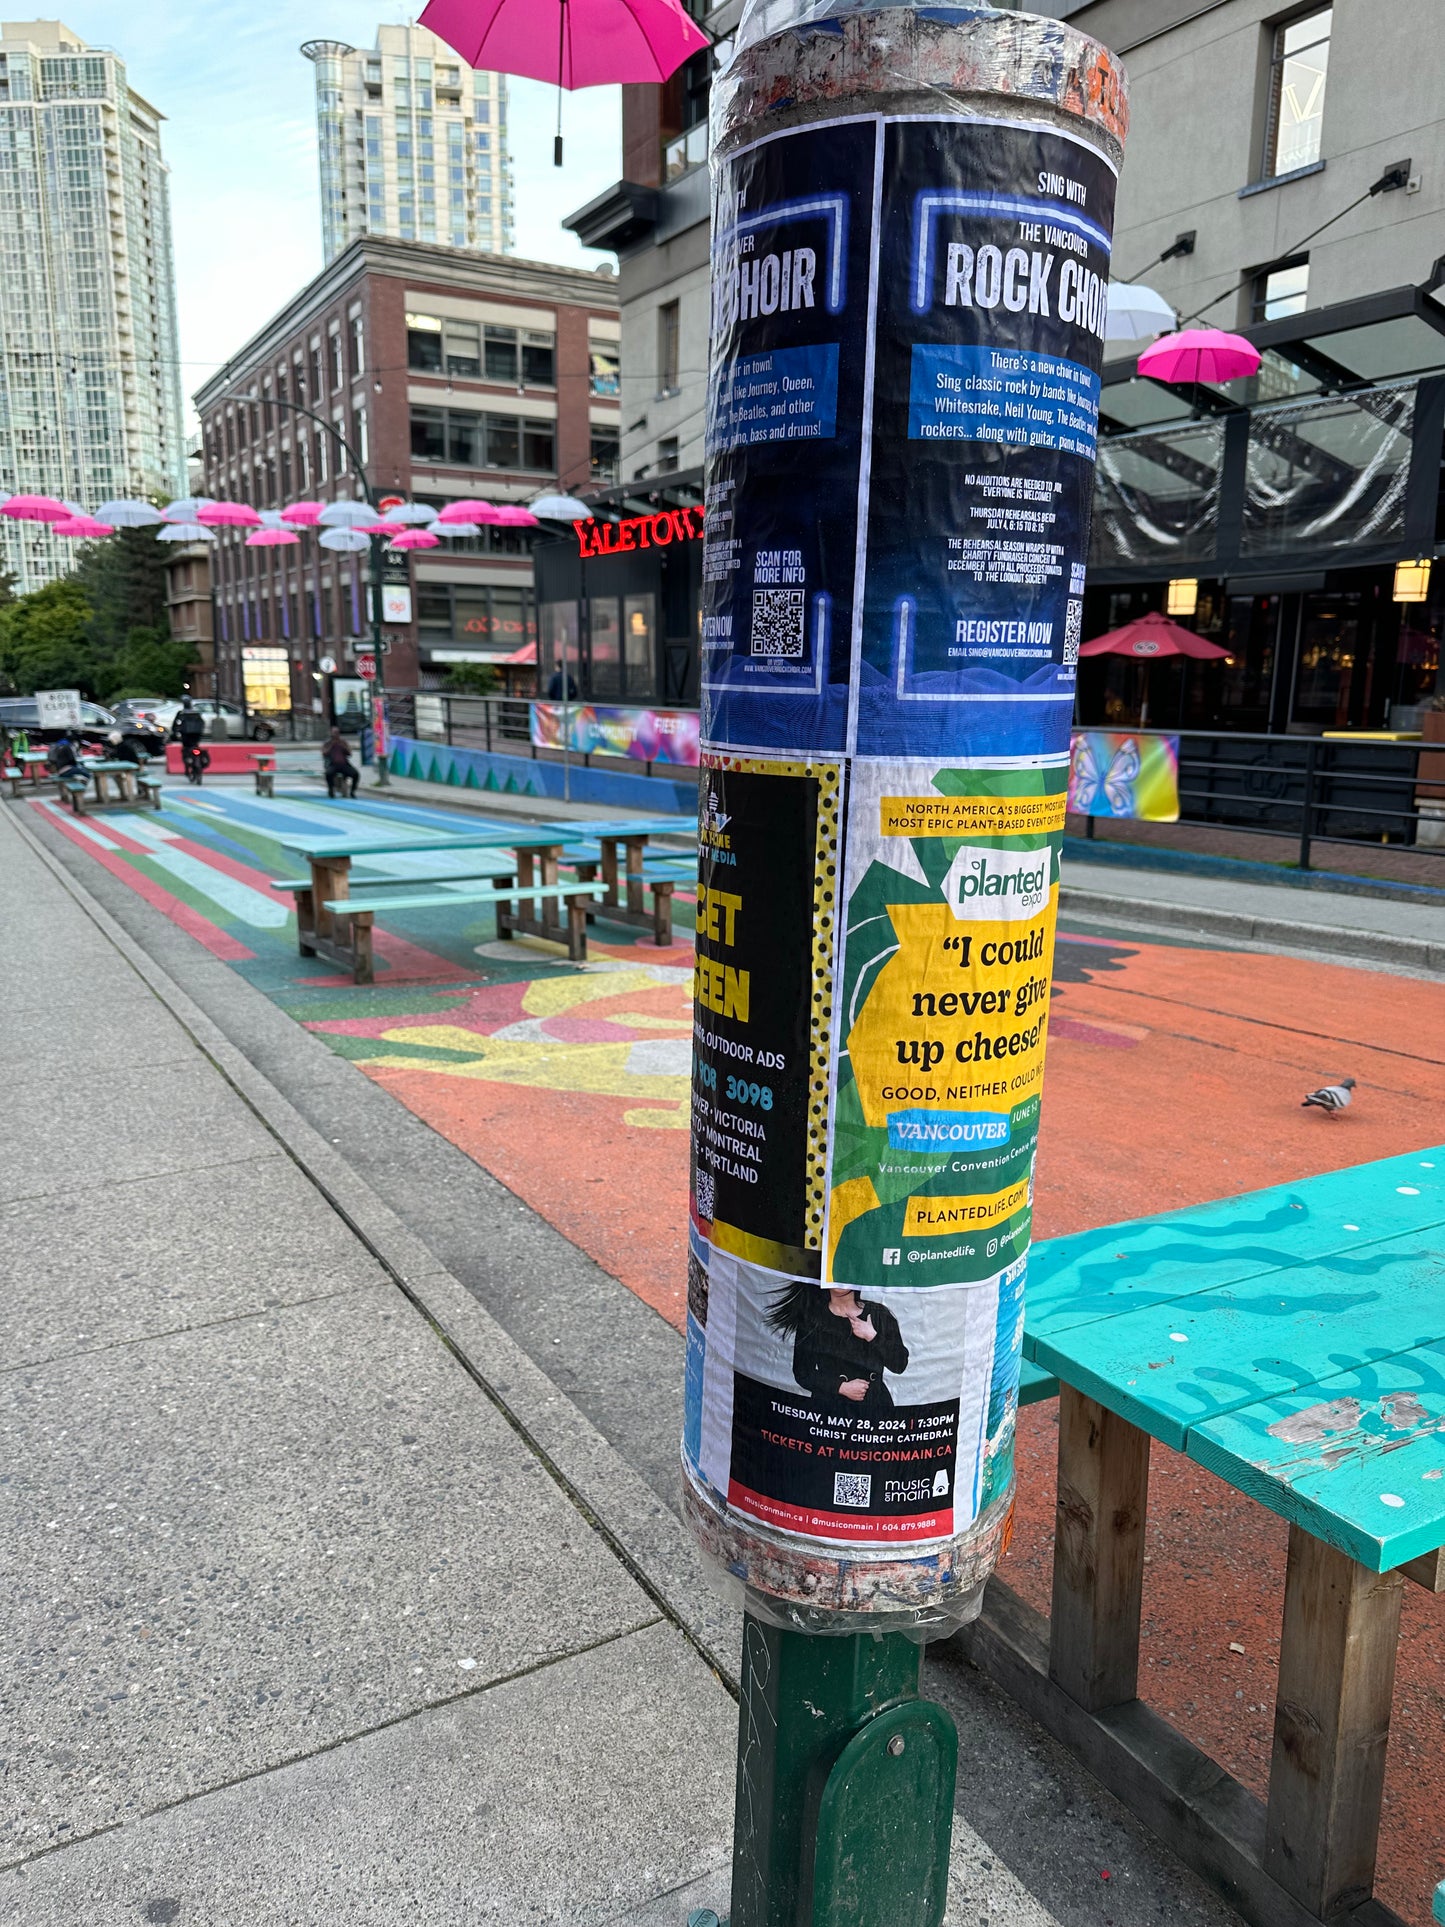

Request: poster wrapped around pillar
left=683, top=6, right=1127, bottom=1632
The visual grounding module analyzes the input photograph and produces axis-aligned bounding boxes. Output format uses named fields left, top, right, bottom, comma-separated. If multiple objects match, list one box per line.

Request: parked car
left=110, top=697, right=276, bottom=742
left=0, top=697, right=166, bottom=761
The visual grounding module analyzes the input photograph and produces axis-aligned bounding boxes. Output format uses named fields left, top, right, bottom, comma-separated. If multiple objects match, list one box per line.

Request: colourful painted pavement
left=30, top=781, right=1445, bottom=1926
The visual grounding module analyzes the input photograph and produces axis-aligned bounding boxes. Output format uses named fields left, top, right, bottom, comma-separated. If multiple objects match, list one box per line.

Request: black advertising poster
left=702, top=118, right=877, bottom=756
left=690, top=754, right=840, bottom=1277
left=856, top=116, right=1117, bottom=759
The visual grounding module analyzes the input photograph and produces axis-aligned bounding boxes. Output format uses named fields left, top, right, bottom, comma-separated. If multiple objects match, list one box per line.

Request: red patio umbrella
left=1078, top=614, right=1230, bottom=727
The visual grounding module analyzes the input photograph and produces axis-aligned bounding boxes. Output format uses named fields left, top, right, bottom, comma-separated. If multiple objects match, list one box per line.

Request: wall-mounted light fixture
left=1166, top=578, right=1199, bottom=617
left=1393, top=557, right=1432, bottom=603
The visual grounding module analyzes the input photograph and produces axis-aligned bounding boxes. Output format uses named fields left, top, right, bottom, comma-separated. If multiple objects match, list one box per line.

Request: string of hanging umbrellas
left=0, top=490, right=594, bottom=551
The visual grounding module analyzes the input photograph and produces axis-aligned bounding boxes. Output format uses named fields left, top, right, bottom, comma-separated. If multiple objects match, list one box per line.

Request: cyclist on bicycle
left=173, top=699, right=207, bottom=782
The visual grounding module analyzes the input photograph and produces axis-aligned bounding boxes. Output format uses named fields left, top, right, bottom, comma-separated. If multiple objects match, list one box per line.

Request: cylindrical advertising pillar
left=685, top=0, right=1126, bottom=1627
left=684, top=9, right=1126, bottom=1913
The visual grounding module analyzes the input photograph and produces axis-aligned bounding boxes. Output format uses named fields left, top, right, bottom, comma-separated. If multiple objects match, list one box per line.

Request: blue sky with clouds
left=55, top=3, right=620, bottom=409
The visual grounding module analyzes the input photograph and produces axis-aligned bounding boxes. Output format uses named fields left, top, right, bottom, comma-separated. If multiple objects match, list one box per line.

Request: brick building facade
left=193, top=237, right=619, bottom=721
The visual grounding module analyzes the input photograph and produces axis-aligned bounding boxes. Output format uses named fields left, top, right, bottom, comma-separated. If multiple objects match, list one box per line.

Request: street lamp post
left=220, top=386, right=393, bottom=785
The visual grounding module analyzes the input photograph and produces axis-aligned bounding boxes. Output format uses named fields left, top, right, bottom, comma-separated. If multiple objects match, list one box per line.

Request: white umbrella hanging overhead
left=155, top=522, right=215, bottom=543
left=318, top=527, right=371, bottom=553
left=529, top=492, right=591, bottom=521
left=381, top=502, right=438, bottom=526
left=433, top=521, right=481, bottom=538
left=95, top=499, right=163, bottom=528
left=161, top=496, right=216, bottom=523
left=317, top=499, right=376, bottom=529
left=1105, top=282, right=1177, bottom=345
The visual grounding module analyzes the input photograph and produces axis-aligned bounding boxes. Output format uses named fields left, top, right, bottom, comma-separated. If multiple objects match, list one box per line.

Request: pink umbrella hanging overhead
left=198, top=501, right=263, bottom=528
left=2, top=494, right=70, bottom=522
left=492, top=504, right=541, bottom=528
left=280, top=500, right=326, bottom=527
left=438, top=499, right=503, bottom=525
left=245, top=528, right=301, bottom=547
left=52, top=515, right=117, bottom=538
left=420, top=0, right=708, bottom=165
left=1137, top=327, right=1260, bottom=385
left=387, top=528, right=440, bottom=551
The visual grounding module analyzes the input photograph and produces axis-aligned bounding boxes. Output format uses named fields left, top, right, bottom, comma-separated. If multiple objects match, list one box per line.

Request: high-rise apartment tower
left=302, top=25, right=514, bottom=264
left=0, top=19, right=185, bottom=593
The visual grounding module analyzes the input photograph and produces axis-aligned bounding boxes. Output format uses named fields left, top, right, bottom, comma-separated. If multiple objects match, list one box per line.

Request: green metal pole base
left=727, top=1610, right=957, bottom=1927
left=372, top=753, right=390, bottom=787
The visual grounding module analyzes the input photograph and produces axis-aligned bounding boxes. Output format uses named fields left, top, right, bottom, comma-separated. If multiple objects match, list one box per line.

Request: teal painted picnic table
left=66, top=757, right=158, bottom=811
left=277, top=816, right=696, bottom=965
left=974, top=1148, right=1445, bottom=1927
left=275, top=823, right=601, bottom=978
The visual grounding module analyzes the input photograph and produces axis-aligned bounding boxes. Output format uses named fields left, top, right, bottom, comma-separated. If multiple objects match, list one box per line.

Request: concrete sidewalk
left=1061, top=856, right=1445, bottom=974
left=0, top=801, right=734, bottom=1925
left=2, top=796, right=1247, bottom=1927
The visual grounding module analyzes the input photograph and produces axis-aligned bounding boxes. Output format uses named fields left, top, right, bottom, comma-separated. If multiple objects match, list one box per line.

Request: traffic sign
left=318, top=655, right=337, bottom=675
left=356, top=653, right=377, bottom=680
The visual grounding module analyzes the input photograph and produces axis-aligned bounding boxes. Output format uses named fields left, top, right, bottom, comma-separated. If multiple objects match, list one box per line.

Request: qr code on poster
left=750, top=587, right=806, bottom=658
left=1063, top=598, right=1083, bottom=666
left=833, top=1471, right=872, bottom=1509
left=694, top=1168, right=715, bottom=1221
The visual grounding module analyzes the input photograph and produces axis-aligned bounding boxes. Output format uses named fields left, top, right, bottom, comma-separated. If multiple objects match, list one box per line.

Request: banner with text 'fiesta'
left=686, top=109, right=1114, bottom=1570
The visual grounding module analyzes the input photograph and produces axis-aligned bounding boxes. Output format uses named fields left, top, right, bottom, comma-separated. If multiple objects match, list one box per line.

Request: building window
left=658, top=301, right=680, bottom=395
left=657, top=435, right=679, bottom=474
left=590, top=423, right=619, bottom=483
left=1253, top=257, right=1310, bottom=322
left=349, top=312, right=364, bottom=378
left=589, top=338, right=620, bottom=397
left=485, top=324, right=519, bottom=382
left=1263, top=7, right=1330, bottom=178
left=327, top=328, right=343, bottom=392
left=407, top=311, right=443, bottom=372
left=409, top=406, right=557, bottom=471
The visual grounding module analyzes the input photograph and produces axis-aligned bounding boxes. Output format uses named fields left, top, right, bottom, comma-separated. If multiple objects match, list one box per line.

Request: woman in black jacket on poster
left=768, top=1284, right=909, bottom=1416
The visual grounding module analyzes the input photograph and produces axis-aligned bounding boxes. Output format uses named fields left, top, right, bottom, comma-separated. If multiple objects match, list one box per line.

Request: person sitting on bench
left=322, top=727, right=360, bottom=798
left=48, top=732, right=80, bottom=777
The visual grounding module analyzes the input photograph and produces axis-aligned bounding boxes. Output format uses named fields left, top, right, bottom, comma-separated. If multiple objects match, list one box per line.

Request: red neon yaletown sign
left=575, top=506, right=704, bottom=558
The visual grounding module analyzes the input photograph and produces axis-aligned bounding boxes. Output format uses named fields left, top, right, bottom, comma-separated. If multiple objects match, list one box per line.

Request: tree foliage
left=444, top=661, right=500, bottom=696
left=0, top=532, right=195, bottom=702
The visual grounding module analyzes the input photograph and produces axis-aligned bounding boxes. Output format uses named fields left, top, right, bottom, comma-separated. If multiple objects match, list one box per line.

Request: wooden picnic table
left=4, top=750, right=51, bottom=796
left=541, top=816, right=695, bottom=940
left=966, top=1148, right=1445, bottom=1927
left=63, top=757, right=159, bottom=812
left=275, top=824, right=595, bottom=979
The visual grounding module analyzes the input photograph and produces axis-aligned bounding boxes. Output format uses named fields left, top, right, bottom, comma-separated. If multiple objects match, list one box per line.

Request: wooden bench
left=321, top=881, right=605, bottom=980
left=251, top=751, right=277, bottom=797
left=964, top=1148, right=1445, bottom=1927
left=542, top=818, right=696, bottom=946
left=559, top=844, right=682, bottom=945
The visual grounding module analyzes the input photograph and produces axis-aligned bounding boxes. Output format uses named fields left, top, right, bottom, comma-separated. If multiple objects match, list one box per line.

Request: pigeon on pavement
left=1302, top=1077, right=1355, bottom=1115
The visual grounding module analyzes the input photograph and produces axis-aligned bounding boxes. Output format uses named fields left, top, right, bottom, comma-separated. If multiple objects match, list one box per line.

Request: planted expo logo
left=942, top=846, right=1049, bottom=922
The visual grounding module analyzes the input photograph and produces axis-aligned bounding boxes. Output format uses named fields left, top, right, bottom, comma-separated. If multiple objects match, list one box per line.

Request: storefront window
left=1292, top=593, right=1365, bottom=729
left=589, top=596, right=622, bottom=696
left=540, top=601, right=580, bottom=696
left=624, top=594, right=655, bottom=696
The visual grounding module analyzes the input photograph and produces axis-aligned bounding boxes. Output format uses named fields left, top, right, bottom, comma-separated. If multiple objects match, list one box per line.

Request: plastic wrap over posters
left=702, top=113, right=1116, bottom=762
left=688, top=110, right=1114, bottom=1565
left=1067, top=730, right=1180, bottom=820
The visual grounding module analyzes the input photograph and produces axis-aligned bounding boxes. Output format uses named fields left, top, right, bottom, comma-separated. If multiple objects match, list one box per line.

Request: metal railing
left=1085, top=728, right=1445, bottom=871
